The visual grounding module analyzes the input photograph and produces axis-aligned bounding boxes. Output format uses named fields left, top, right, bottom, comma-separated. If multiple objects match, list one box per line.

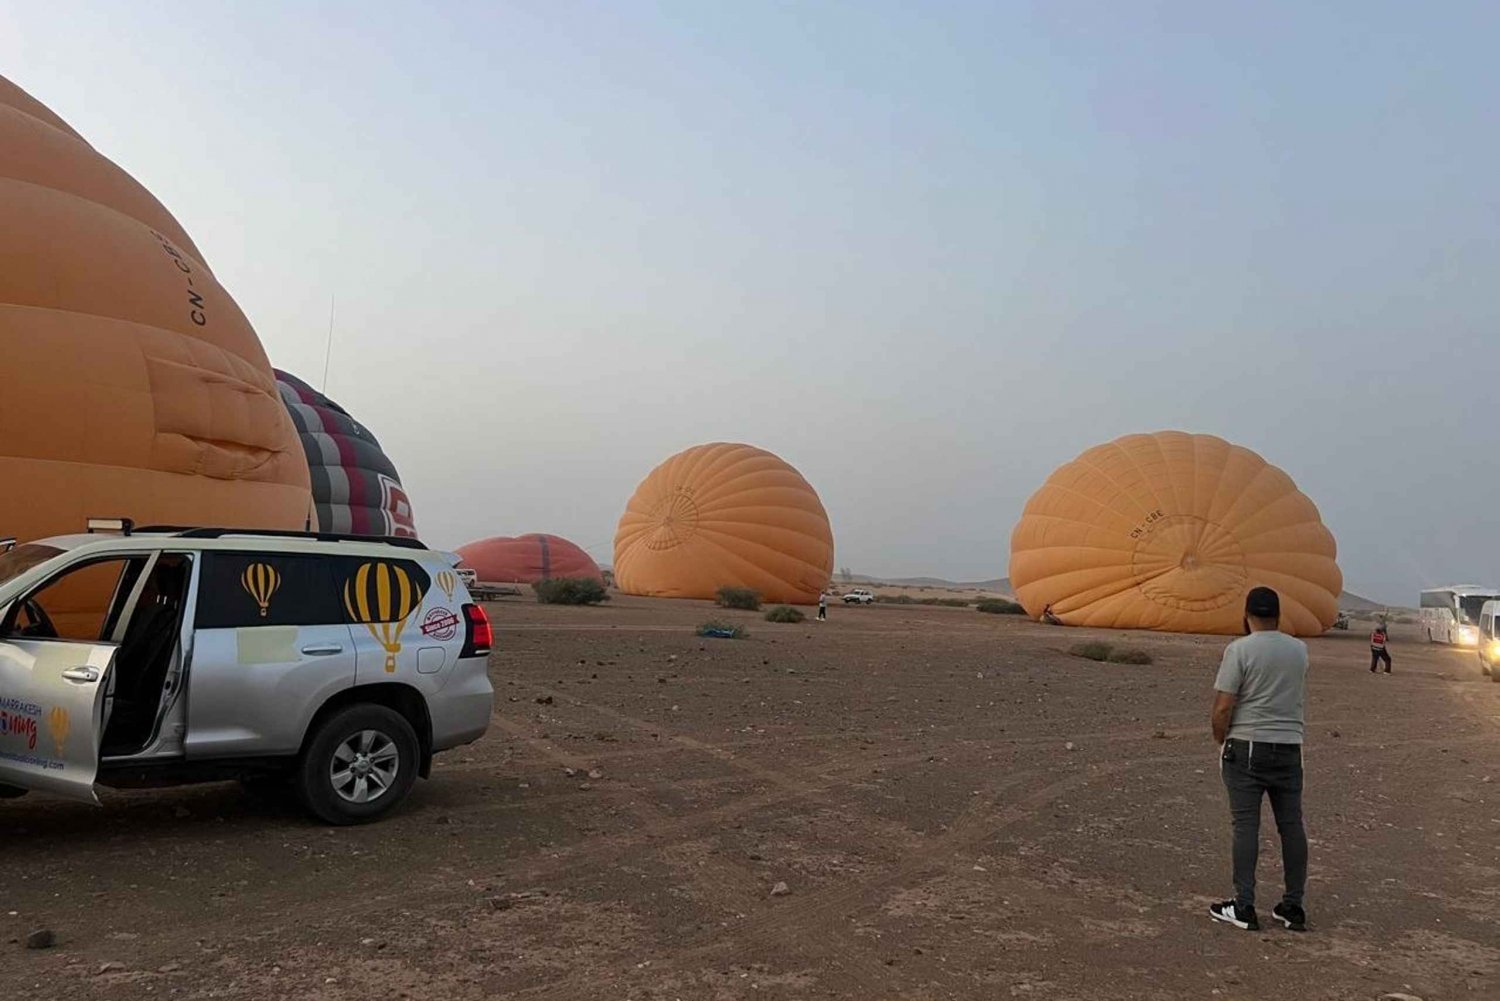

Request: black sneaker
left=1209, top=900, right=1259, bottom=930
left=1273, top=902, right=1307, bottom=931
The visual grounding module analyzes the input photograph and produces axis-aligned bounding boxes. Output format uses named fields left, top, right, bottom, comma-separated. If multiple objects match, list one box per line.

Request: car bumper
left=431, top=656, right=494, bottom=751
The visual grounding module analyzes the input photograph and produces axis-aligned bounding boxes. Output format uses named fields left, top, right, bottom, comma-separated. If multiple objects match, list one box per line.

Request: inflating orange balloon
left=0, top=76, right=310, bottom=545
left=614, top=443, right=834, bottom=604
left=1009, top=431, right=1341, bottom=636
left=456, top=534, right=603, bottom=585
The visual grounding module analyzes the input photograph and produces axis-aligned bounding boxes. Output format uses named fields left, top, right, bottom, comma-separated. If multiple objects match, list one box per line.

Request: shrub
left=1107, top=648, right=1154, bottom=665
left=533, top=577, right=609, bottom=605
left=764, top=605, right=805, bottom=623
left=1069, top=641, right=1114, bottom=662
left=876, top=594, right=915, bottom=604
left=697, top=619, right=748, bottom=639
left=716, top=586, right=762, bottom=611
left=976, top=599, right=1026, bottom=615
left=919, top=597, right=971, bottom=607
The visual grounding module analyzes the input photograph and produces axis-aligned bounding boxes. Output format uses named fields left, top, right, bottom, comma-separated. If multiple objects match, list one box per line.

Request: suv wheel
left=295, top=704, right=418, bottom=825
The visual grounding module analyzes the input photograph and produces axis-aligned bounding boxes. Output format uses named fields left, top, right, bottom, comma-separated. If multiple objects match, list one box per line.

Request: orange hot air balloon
left=1009, top=431, right=1342, bottom=637
left=0, top=76, right=310, bottom=546
left=455, top=534, right=604, bottom=585
left=614, top=442, right=834, bottom=604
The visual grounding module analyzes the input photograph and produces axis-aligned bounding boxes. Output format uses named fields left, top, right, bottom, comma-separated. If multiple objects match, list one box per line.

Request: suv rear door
left=187, top=551, right=357, bottom=758
left=0, top=552, right=154, bottom=801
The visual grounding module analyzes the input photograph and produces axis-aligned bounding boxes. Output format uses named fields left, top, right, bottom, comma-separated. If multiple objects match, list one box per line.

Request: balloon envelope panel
left=614, top=442, right=834, bottom=604
left=455, top=534, right=603, bottom=584
left=1009, top=431, right=1341, bottom=636
left=0, top=76, right=309, bottom=543
left=274, top=370, right=416, bottom=538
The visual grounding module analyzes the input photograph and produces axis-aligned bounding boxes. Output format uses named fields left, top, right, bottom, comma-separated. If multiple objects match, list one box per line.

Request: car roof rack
left=133, top=526, right=428, bottom=550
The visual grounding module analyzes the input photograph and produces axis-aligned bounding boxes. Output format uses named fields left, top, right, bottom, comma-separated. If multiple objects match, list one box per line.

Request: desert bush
left=697, top=619, right=748, bottom=639
left=918, top=597, right=972, bottom=607
left=533, top=577, right=609, bottom=605
left=716, top=586, right=762, bottom=611
left=876, top=594, right=916, bottom=604
left=1069, top=641, right=1114, bottom=662
left=1107, top=648, right=1154, bottom=665
left=764, top=605, right=806, bottom=623
left=976, top=599, right=1026, bottom=615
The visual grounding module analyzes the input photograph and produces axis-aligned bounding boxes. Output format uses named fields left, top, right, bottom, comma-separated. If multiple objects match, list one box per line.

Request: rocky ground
left=3, top=596, right=1496, bottom=1000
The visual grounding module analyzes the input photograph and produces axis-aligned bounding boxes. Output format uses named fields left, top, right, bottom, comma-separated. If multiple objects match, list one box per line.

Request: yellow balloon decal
left=46, top=705, right=70, bottom=757
left=343, top=561, right=425, bottom=673
left=240, top=562, right=281, bottom=618
left=436, top=570, right=457, bottom=602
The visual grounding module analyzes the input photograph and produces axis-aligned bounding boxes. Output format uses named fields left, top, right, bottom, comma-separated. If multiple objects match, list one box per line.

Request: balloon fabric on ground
left=455, top=534, right=603, bottom=585
left=1009, top=431, right=1342, bottom=636
left=614, top=442, right=834, bottom=605
left=0, top=75, right=310, bottom=543
left=275, top=370, right=416, bottom=537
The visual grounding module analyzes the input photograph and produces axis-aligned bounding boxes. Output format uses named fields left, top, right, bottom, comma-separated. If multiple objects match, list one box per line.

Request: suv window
left=3, top=556, right=148, bottom=642
left=196, top=552, right=346, bottom=629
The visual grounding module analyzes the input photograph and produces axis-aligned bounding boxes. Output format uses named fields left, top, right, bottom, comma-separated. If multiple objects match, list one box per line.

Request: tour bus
left=1419, top=585, right=1500, bottom=646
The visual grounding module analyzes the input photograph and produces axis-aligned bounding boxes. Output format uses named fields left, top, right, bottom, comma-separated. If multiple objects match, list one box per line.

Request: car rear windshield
left=0, top=544, right=65, bottom=589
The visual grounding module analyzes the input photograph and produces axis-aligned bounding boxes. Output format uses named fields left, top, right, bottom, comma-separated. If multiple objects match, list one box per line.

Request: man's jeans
left=1220, top=738, right=1307, bottom=911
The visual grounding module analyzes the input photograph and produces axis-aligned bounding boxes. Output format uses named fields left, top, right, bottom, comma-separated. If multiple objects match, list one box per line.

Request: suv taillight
left=461, top=603, right=492, bottom=657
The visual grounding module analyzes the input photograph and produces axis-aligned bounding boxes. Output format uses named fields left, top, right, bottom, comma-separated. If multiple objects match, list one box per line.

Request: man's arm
left=1211, top=691, right=1236, bottom=744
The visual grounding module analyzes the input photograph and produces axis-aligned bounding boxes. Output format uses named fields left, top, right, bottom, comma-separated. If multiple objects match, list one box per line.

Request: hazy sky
left=5, top=2, right=1496, bottom=604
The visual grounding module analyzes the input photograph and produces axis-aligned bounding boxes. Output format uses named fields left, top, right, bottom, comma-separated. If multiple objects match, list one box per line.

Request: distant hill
left=845, top=573, right=1392, bottom=612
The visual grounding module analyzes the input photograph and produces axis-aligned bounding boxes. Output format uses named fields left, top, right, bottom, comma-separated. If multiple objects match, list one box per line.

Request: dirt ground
left=4, top=596, right=1497, bottom=1000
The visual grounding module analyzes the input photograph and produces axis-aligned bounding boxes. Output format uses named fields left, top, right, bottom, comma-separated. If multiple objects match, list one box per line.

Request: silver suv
left=0, top=521, right=494, bottom=824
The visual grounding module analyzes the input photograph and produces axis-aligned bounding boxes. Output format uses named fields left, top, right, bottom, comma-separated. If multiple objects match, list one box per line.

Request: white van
left=1479, top=600, right=1500, bottom=682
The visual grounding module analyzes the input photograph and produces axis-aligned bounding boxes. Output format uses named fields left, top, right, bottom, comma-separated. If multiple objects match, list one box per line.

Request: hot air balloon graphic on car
left=343, top=561, right=425, bottom=673
left=435, top=570, right=457, bottom=602
left=240, top=562, right=281, bottom=618
left=46, top=705, right=70, bottom=757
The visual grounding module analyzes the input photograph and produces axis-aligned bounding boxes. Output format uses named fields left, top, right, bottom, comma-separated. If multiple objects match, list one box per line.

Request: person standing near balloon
left=1369, top=617, right=1392, bottom=673
left=817, top=592, right=828, bottom=621
left=1208, top=586, right=1310, bottom=933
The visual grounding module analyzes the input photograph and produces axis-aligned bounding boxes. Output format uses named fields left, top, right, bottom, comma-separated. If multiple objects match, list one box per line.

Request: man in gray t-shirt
left=1207, top=586, right=1310, bottom=933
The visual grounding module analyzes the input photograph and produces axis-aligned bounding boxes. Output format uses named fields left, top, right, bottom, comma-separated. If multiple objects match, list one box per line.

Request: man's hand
left=1211, top=690, right=1237, bottom=744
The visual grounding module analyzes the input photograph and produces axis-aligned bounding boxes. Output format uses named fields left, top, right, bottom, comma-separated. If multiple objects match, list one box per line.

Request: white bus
left=1420, top=585, right=1500, bottom=646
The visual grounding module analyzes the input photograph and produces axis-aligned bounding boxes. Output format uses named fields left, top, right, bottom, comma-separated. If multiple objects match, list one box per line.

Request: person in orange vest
left=1369, top=617, right=1392, bottom=673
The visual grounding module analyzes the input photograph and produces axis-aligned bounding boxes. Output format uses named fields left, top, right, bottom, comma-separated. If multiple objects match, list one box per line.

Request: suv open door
left=0, top=638, right=115, bottom=801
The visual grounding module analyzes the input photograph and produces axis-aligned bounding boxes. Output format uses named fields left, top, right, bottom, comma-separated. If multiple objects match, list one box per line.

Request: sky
left=4, top=1, right=1496, bottom=605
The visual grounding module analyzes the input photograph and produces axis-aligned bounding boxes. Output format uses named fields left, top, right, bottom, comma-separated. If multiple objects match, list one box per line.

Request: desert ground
left=3, top=596, right=1497, bottom=1000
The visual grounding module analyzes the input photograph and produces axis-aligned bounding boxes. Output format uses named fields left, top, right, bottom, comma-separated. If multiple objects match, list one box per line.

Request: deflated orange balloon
left=0, top=76, right=310, bottom=543
left=1009, top=431, right=1341, bottom=636
left=614, top=443, right=834, bottom=604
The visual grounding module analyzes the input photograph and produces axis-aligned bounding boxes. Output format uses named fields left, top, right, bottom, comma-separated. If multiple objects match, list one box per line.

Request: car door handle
left=61, top=667, right=101, bottom=683
left=300, top=644, right=345, bottom=656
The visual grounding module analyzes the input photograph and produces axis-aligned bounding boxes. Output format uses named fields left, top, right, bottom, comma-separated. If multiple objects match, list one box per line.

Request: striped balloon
left=275, top=369, right=416, bottom=538
left=342, top=561, right=425, bottom=673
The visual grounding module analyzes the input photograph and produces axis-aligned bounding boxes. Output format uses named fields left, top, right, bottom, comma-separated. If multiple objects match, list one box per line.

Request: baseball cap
left=1245, top=586, right=1280, bottom=618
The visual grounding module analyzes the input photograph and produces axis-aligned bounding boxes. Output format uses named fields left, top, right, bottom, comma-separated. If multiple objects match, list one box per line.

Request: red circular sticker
left=421, top=607, right=460, bottom=641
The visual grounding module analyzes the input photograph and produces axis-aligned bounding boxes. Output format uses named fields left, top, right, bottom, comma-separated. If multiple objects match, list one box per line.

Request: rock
left=158, top=963, right=182, bottom=973
left=1379, top=994, right=1425, bottom=1001
left=1152, top=728, right=1167, bottom=739
left=770, top=881, right=791, bottom=897
left=578, top=782, right=593, bottom=791
left=667, top=655, right=678, bottom=662
left=24, top=928, right=54, bottom=949
left=563, top=767, right=578, bottom=778
left=489, top=896, right=513, bottom=911
left=587, top=769, right=603, bottom=780
left=360, top=937, right=379, bottom=948
left=1064, top=742, right=1077, bottom=751
left=535, top=695, right=553, bottom=705
left=1330, top=729, right=1342, bottom=738
left=435, top=815, right=452, bottom=825
left=97, top=962, right=125, bottom=975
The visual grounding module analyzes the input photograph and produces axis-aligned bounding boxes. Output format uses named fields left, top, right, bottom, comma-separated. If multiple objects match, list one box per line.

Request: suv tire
left=295, top=704, right=419, bottom=825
